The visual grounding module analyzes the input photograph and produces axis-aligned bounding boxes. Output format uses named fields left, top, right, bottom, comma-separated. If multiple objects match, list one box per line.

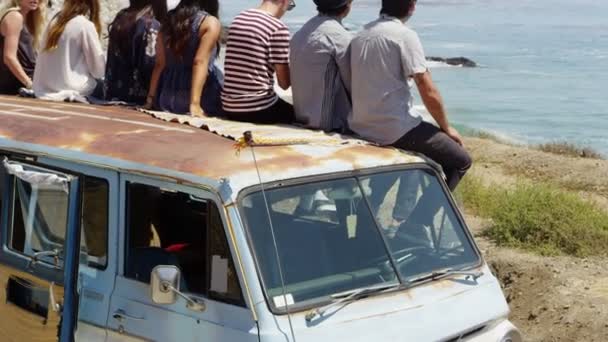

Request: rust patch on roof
left=0, top=96, right=426, bottom=191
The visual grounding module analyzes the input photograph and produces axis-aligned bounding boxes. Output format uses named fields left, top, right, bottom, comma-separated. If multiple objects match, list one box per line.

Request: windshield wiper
left=407, top=268, right=484, bottom=285
left=305, top=283, right=403, bottom=322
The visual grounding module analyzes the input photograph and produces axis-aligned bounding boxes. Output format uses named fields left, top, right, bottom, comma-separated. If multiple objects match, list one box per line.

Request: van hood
left=258, top=265, right=510, bottom=341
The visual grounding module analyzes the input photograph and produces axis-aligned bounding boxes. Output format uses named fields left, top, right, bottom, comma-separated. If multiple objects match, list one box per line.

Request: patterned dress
left=105, top=7, right=160, bottom=104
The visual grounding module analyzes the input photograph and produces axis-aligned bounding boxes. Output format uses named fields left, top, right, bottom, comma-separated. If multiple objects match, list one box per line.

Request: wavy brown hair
left=43, top=0, right=101, bottom=51
left=0, top=0, right=46, bottom=49
left=162, top=0, right=219, bottom=57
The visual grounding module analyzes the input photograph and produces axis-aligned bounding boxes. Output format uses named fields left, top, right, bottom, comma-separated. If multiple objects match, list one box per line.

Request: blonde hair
left=0, top=0, right=46, bottom=49
left=43, top=0, right=101, bottom=51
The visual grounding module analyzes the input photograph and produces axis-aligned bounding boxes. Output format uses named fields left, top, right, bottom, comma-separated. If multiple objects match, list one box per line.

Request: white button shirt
left=33, top=15, right=105, bottom=101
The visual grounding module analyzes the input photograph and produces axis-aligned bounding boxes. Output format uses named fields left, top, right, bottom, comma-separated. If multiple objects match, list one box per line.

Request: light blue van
left=0, top=96, right=521, bottom=341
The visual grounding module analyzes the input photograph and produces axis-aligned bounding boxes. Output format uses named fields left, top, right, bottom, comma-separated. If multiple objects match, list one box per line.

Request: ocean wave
left=284, top=16, right=311, bottom=26
left=510, top=70, right=555, bottom=77
left=413, top=105, right=433, bottom=123
left=436, top=42, right=476, bottom=50
left=427, top=61, right=462, bottom=68
left=412, top=105, right=522, bottom=144
left=416, top=23, right=441, bottom=28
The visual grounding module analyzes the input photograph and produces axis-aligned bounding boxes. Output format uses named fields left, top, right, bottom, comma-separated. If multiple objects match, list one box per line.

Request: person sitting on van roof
left=145, top=0, right=223, bottom=117
left=289, top=0, right=353, bottom=133
left=104, top=0, right=168, bottom=105
left=221, top=0, right=295, bottom=124
left=0, top=0, right=44, bottom=95
left=349, top=0, right=472, bottom=191
left=32, top=0, right=105, bottom=102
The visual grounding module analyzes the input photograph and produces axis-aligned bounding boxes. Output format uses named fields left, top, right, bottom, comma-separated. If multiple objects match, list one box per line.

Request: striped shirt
left=221, top=9, right=290, bottom=113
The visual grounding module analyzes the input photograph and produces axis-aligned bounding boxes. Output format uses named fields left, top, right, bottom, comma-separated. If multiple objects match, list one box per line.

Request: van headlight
left=500, top=329, right=522, bottom=342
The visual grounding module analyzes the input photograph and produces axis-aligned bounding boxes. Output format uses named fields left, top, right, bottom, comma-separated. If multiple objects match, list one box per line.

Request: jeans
left=395, top=121, right=472, bottom=190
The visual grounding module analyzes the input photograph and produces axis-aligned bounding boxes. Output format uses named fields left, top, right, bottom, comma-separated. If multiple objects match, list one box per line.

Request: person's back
left=290, top=0, right=353, bottom=132
left=349, top=0, right=471, bottom=227
left=156, top=10, right=221, bottom=114
left=144, top=0, right=223, bottom=117
left=105, top=5, right=162, bottom=104
left=33, top=0, right=105, bottom=102
left=349, top=17, right=425, bottom=145
left=221, top=0, right=294, bottom=124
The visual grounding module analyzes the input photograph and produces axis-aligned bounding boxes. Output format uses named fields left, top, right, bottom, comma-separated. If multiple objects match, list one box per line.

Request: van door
left=39, top=158, right=119, bottom=342
left=106, top=176, right=258, bottom=341
left=0, top=158, right=82, bottom=341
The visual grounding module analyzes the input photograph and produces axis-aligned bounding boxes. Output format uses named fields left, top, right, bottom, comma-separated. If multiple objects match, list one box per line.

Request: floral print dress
left=105, top=8, right=160, bottom=104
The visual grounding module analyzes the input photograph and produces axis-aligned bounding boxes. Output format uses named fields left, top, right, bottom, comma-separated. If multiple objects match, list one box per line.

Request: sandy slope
left=465, top=137, right=608, bottom=200
left=463, top=137, right=608, bottom=342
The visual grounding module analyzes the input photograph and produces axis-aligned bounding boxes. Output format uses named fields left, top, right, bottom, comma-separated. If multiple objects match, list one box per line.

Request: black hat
left=313, top=0, right=351, bottom=12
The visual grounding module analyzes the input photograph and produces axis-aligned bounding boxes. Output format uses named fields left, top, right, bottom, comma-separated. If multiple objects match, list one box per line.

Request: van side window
left=125, top=182, right=244, bottom=305
left=81, top=177, right=109, bottom=268
left=7, top=167, right=108, bottom=268
left=208, top=206, right=244, bottom=304
left=10, top=174, right=70, bottom=259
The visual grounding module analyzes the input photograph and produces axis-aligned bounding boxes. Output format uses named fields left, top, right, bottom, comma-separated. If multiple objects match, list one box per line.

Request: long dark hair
left=162, top=0, right=219, bottom=57
left=108, top=0, right=168, bottom=56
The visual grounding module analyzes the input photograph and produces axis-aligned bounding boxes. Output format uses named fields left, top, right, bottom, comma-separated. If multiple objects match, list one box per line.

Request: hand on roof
left=189, top=104, right=207, bottom=118
left=143, top=97, right=154, bottom=110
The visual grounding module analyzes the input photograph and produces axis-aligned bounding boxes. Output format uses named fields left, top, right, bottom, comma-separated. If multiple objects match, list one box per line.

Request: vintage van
left=0, top=96, right=521, bottom=341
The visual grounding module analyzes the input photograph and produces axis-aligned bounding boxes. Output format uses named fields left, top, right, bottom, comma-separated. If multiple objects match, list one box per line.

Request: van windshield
left=240, top=168, right=480, bottom=311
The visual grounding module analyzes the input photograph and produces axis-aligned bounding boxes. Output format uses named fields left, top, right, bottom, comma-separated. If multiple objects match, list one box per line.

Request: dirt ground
left=465, top=137, right=608, bottom=202
left=462, top=137, right=608, bottom=342
left=466, top=216, right=608, bottom=342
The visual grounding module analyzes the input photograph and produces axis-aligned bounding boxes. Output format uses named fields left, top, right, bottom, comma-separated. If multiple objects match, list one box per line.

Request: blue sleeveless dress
left=157, top=11, right=222, bottom=115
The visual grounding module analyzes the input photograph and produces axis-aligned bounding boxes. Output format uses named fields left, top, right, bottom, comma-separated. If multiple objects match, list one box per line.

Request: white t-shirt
left=349, top=15, right=428, bottom=145
left=33, top=15, right=105, bottom=101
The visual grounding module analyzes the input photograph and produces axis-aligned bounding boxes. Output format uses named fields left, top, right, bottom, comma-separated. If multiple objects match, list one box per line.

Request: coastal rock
left=427, top=56, right=477, bottom=67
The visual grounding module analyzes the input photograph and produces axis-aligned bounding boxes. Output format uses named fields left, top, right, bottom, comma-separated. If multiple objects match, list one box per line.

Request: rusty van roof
left=0, top=96, right=427, bottom=202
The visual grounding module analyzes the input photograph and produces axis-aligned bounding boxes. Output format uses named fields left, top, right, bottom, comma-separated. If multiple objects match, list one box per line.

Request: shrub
left=456, top=177, right=608, bottom=257
left=462, top=128, right=503, bottom=143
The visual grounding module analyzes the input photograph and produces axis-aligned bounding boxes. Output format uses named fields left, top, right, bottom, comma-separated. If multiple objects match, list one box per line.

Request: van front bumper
left=466, top=319, right=522, bottom=342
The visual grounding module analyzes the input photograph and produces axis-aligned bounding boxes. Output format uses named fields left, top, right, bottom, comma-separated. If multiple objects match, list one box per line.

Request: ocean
left=222, top=0, right=608, bottom=154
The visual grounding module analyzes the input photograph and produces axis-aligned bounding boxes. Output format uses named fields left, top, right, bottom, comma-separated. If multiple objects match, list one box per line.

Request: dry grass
left=463, top=129, right=504, bottom=143
left=536, top=141, right=603, bottom=159
left=456, top=176, right=608, bottom=257
left=464, top=128, right=604, bottom=160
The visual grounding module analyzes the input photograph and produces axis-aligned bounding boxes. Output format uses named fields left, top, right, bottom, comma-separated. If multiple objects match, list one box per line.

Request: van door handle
left=112, top=309, right=145, bottom=322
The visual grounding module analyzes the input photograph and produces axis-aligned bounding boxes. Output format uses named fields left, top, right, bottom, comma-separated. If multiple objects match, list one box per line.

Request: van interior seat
left=274, top=215, right=331, bottom=285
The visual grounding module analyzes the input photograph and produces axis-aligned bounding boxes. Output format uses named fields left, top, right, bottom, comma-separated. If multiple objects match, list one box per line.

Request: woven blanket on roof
left=140, top=109, right=371, bottom=148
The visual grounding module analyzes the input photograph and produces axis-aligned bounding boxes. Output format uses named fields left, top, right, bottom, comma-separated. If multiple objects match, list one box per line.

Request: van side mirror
left=150, top=265, right=206, bottom=312
left=151, top=265, right=181, bottom=305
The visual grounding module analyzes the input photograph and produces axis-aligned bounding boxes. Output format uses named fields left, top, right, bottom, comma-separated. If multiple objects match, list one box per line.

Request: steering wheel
left=364, top=245, right=429, bottom=271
